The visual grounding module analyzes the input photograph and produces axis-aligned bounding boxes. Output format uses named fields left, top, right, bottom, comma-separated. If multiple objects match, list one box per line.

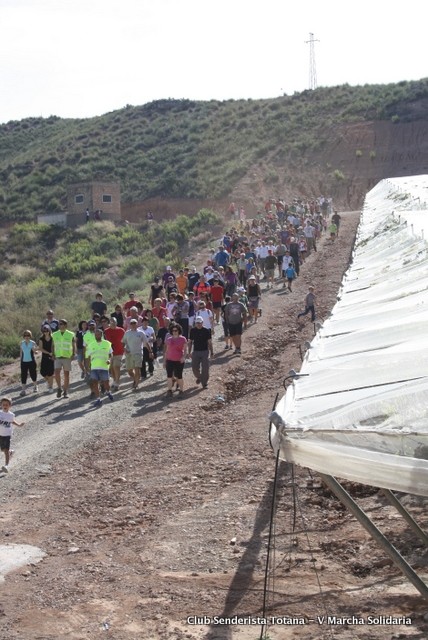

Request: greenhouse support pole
left=382, top=489, right=428, bottom=547
left=318, top=473, right=428, bottom=600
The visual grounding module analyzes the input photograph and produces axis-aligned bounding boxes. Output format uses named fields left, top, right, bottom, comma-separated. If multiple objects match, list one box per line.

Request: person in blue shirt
left=20, top=330, right=38, bottom=396
left=284, top=264, right=296, bottom=292
left=214, top=245, right=230, bottom=268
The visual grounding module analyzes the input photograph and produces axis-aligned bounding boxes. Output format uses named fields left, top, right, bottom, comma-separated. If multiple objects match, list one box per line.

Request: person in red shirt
left=123, top=293, right=142, bottom=316
left=104, top=317, right=126, bottom=391
left=152, top=298, right=168, bottom=329
left=210, top=278, right=224, bottom=324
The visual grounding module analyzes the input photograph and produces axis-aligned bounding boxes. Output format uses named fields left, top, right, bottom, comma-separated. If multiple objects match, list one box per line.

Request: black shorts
left=228, top=321, right=243, bottom=337
left=166, top=360, right=185, bottom=379
left=0, top=435, right=11, bottom=450
left=212, top=301, right=222, bottom=309
left=277, top=255, right=284, bottom=265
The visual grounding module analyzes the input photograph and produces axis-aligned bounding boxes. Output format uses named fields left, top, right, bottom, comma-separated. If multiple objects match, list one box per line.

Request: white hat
left=195, top=316, right=204, bottom=323
left=238, top=287, right=245, bottom=292
left=167, top=265, right=172, bottom=270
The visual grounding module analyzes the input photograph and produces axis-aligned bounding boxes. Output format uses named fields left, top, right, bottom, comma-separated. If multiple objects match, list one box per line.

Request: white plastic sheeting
left=271, top=176, right=428, bottom=496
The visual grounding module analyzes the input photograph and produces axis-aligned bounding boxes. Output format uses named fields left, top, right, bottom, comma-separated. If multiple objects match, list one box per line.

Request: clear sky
left=0, top=0, right=426, bottom=124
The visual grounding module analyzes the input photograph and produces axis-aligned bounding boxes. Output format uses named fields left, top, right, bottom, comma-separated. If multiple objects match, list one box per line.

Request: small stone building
left=66, top=180, right=121, bottom=226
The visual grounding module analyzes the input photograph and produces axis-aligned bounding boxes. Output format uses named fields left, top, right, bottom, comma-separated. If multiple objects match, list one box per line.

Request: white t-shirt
left=196, top=309, right=213, bottom=330
left=141, top=325, right=155, bottom=344
left=0, top=410, right=15, bottom=436
left=258, top=246, right=269, bottom=259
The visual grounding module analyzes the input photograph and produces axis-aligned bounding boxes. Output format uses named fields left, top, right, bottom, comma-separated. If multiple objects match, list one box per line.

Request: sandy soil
left=1, top=211, right=428, bottom=640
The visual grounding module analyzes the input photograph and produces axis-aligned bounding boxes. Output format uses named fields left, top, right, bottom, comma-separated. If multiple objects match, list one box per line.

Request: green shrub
left=332, top=169, right=345, bottom=180
left=356, top=150, right=362, bottom=157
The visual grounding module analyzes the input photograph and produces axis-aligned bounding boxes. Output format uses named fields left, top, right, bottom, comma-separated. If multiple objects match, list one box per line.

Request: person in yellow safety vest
left=83, top=320, right=97, bottom=382
left=86, top=328, right=114, bottom=407
left=52, top=319, right=76, bottom=399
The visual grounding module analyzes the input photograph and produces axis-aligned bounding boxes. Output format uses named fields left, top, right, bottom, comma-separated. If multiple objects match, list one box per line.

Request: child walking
left=0, top=396, right=25, bottom=473
left=297, top=286, right=316, bottom=322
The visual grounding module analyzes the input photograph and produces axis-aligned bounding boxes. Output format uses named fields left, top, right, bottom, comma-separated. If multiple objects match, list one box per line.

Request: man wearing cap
left=86, top=328, right=114, bottom=406
left=51, top=319, right=76, bottom=398
left=214, top=245, right=230, bottom=268
left=288, top=237, right=300, bottom=275
left=122, top=319, right=151, bottom=390
left=123, top=292, right=141, bottom=316
left=123, top=306, right=144, bottom=330
left=188, top=317, right=213, bottom=389
left=225, top=293, right=247, bottom=355
left=40, top=310, right=59, bottom=333
left=162, top=266, right=175, bottom=289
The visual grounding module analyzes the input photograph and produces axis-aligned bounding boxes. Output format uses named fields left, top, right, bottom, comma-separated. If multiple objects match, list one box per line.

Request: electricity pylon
left=305, top=33, right=319, bottom=90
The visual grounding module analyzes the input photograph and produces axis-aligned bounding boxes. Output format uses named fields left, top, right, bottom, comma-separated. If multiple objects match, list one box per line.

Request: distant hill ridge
left=1, top=79, right=428, bottom=222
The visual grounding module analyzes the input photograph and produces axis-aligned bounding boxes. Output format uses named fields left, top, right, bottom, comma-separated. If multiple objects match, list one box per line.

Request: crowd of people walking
left=20, top=195, right=338, bottom=398
left=2, top=196, right=338, bottom=473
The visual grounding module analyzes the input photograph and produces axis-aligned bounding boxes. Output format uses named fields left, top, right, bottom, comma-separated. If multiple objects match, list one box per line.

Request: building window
left=102, top=194, right=112, bottom=203
left=75, top=194, right=84, bottom=204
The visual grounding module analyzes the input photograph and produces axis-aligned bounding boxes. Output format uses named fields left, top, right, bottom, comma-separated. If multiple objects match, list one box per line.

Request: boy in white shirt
left=0, top=397, right=25, bottom=473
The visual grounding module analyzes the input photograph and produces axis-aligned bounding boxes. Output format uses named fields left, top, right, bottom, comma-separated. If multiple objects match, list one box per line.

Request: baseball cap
left=195, top=316, right=204, bottom=323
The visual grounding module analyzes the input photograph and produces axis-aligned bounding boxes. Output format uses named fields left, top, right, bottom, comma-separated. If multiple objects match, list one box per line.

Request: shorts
left=248, top=297, right=260, bottom=309
left=265, top=269, right=275, bottom=278
left=277, top=255, right=284, bottom=265
left=0, top=435, right=11, bottom=450
left=228, top=321, right=243, bottom=337
left=54, top=357, right=72, bottom=371
left=111, top=354, right=123, bottom=367
left=212, top=301, right=222, bottom=309
left=166, top=360, right=185, bottom=379
left=76, top=348, right=84, bottom=363
left=90, top=369, right=110, bottom=382
left=125, top=353, right=142, bottom=369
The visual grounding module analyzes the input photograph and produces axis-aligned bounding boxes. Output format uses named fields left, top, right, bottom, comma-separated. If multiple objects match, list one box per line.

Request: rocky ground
left=1, top=212, right=428, bottom=640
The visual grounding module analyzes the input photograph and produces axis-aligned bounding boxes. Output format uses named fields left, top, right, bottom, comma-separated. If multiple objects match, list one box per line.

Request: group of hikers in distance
left=2, top=195, right=339, bottom=474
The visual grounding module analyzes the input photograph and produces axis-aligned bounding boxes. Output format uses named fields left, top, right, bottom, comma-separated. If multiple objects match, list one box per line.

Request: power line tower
left=305, top=33, right=319, bottom=90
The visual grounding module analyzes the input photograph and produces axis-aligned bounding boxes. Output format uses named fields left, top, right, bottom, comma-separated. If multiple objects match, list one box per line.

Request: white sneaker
left=33, top=386, right=38, bottom=393
left=1, top=465, right=8, bottom=473
left=19, top=390, right=26, bottom=397
left=48, top=387, right=54, bottom=394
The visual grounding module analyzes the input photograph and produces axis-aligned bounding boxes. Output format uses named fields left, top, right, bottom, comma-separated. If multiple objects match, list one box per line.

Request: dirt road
left=1, top=212, right=427, bottom=640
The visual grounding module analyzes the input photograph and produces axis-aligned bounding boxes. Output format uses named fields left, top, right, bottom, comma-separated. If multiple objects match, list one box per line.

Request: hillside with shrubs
left=1, top=79, right=428, bottom=221
left=0, top=210, right=221, bottom=366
